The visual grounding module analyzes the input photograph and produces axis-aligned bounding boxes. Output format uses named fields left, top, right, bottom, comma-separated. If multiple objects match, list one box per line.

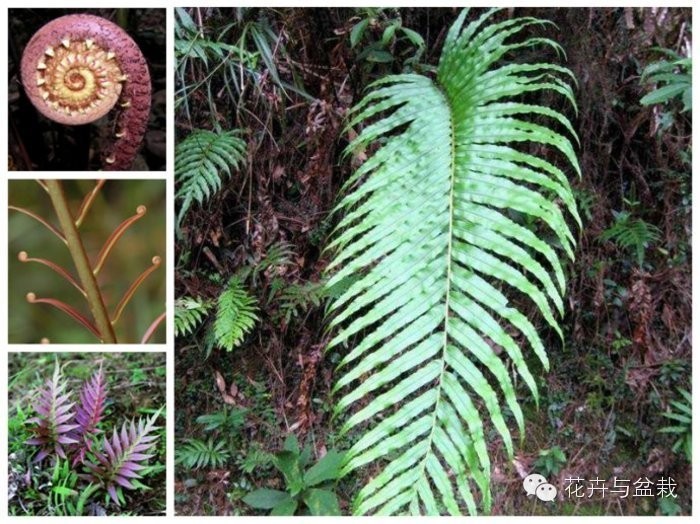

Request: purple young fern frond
left=26, top=363, right=80, bottom=462
left=82, top=409, right=162, bottom=505
left=72, top=367, right=107, bottom=465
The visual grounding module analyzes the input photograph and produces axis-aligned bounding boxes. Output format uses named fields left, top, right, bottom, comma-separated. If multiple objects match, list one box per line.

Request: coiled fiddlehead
left=20, top=14, right=151, bottom=170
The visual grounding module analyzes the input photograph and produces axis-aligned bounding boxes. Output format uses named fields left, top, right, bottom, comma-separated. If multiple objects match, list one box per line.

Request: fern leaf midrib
left=407, top=83, right=458, bottom=512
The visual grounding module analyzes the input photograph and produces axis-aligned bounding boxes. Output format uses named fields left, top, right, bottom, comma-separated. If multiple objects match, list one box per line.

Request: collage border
left=1, top=0, right=696, bottom=521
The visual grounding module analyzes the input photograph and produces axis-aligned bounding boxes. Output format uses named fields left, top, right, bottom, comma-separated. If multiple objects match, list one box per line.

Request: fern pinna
left=214, top=276, right=259, bottom=351
left=325, top=9, right=580, bottom=515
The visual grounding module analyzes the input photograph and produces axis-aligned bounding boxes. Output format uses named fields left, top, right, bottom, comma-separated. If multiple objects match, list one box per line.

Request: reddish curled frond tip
left=20, top=14, right=151, bottom=170
left=112, top=254, right=162, bottom=325
left=17, top=251, right=86, bottom=296
left=26, top=293, right=102, bottom=340
left=94, top=205, right=148, bottom=275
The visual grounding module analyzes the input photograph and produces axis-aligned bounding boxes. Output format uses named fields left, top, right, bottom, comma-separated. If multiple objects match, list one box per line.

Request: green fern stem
left=45, top=180, right=117, bottom=343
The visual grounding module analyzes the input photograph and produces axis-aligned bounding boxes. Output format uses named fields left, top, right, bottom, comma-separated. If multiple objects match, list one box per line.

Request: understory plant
left=9, top=179, right=165, bottom=343
left=175, top=276, right=259, bottom=353
left=325, top=8, right=580, bottom=515
left=243, top=435, right=344, bottom=516
left=658, top=388, right=692, bottom=462
left=25, top=361, right=164, bottom=511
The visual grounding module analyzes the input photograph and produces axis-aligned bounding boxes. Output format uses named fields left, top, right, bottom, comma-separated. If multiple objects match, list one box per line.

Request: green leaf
left=271, top=497, right=298, bottom=516
left=243, top=489, right=291, bottom=510
left=283, top=434, right=300, bottom=454
left=75, top=484, right=99, bottom=516
left=274, top=451, right=305, bottom=496
left=350, top=19, right=369, bottom=48
left=400, top=27, right=425, bottom=49
left=640, top=83, right=688, bottom=107
left=366, top=49, right=394, bottom=63
left=213, top=277, right=259, bottom=351
left=52, top=486, right=78, bottom=497
left=325, top=7, right=578, bottom=516
left=304, top=450, right=345, bottom=486
left=175, top=297, right=213, bottom=338
left=303, top=488, right=342, bottom=516
left=382, top=23, right=399, bottom=46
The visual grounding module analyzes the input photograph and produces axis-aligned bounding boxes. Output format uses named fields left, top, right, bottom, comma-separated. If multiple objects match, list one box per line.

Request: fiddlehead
left=20, top=14, right=151, bottom=170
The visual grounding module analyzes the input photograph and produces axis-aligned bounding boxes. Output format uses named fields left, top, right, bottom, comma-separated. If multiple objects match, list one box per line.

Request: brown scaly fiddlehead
left=20, top=14, right=151, bottom=170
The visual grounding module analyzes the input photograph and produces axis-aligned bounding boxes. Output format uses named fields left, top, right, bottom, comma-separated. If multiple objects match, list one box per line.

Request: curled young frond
left=111, top=256, right=162, bottom=324
left=94, top=205, right=147, bottom=275
left=25, top=293, right=101, bottom=340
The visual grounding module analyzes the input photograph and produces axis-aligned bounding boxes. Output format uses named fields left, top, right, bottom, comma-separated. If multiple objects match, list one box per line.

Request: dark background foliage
left=7, top=8, right=167, bottom=171
left=174, top=7, right=691, bottom=515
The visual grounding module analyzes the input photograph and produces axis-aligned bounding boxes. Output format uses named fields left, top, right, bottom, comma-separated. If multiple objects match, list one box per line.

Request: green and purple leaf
left=26, top=363, right=79, bottom=462
left=82, top=408, right=163, bottom=505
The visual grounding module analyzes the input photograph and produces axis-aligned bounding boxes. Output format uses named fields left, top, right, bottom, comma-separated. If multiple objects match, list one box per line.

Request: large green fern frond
left=175, top=129, right=247, bottom=230
left=325, top=8, right=580, bottom=516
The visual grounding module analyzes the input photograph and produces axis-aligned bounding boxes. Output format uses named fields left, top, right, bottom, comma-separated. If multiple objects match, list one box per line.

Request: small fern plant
left=174, top=296, right=213, bottom=338
left=175, top=278, right=258, bottom=354
left=325, top=9, right=580, bottom=515
left=599, top=209, right=660, bottom=266
left=176, top=438, right=231, bottom=470
left=214, top=276, right=259, bottom=351
left=25, top=361, right=164, bottom=510
left=640, top=47, right=691, bottom=113
left=175, top=129, right=247, bottom=232
left=659, top=388, right=692, bottom=462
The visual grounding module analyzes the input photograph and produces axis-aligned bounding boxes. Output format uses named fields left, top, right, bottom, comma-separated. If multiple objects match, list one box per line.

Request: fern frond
left=26, top=363, right=80, bottom=462
left=271, top=279, right=326, bottom=324
left=175, top=129, right=247, bottom=229
left=176, top=438, right=230, bottom=470
left=82, top=409, right=162, bottom=506
left=326, top=8, right=579, bottom=515
left=72, top=367, right=107, bottom=464
left=214, top=277, right=259, bottom=351
left=599, top=211, right=660, bottom=266
left=175, top=296, right=213, bottom=337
